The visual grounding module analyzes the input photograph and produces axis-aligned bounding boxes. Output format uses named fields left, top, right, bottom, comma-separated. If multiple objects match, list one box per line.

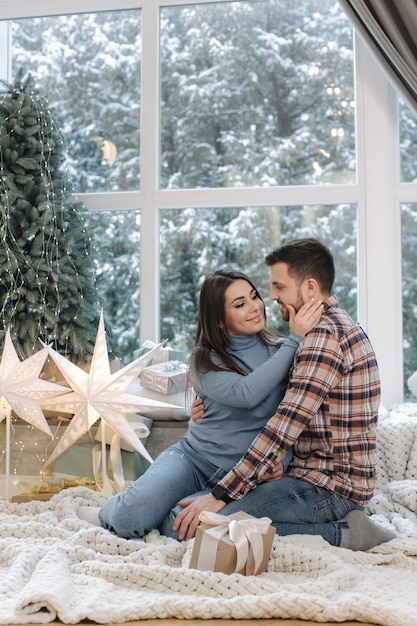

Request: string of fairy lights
left=0, top=83, right=101, bottom=358
left=0, top=82, right=101, bottom=492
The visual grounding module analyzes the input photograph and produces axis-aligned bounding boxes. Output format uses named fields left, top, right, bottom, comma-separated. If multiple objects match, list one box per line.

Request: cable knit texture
left=1, top=404, right=417, bottom=625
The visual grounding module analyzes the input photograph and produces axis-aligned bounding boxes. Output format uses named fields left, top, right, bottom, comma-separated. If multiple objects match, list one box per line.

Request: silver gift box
left=140, top=360, right=188, bottom=395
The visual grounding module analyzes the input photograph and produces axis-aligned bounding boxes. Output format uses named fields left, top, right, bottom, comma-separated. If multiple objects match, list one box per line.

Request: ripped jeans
left=99, top=437, right=361, bottom=546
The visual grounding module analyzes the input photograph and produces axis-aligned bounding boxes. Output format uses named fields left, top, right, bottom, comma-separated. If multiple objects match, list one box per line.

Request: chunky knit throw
left=1, top=404, right=417, bottom=626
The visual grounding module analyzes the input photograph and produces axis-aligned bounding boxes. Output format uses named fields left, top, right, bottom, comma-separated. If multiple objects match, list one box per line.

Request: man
left=171, top=238, right=395, bottom=550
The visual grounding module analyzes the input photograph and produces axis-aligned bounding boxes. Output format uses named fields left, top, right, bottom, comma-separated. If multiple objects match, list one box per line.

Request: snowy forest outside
left=4, top=0, right=417, bottom=395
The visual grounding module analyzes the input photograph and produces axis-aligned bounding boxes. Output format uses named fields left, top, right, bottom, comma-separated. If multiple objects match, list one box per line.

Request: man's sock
left=77, top=505, right=102, bottom=526
left=339, top=509, right=396, bottom=551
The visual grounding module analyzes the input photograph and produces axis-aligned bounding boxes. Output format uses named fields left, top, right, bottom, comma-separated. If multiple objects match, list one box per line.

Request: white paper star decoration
left=43, top=311, right=179, bottom=467
left=0, top=329, right=70, bottom=436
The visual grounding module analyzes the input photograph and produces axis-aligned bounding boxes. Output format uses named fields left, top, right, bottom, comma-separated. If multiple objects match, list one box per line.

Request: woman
left=79, top=270, right=322, bottom=539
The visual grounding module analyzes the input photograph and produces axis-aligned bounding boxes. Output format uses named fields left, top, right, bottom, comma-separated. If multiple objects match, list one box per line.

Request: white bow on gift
left=196, top=511, right=273, bottom=575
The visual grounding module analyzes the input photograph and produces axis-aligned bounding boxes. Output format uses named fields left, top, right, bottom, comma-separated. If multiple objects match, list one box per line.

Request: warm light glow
left=0, top=85, right=101, bottom=359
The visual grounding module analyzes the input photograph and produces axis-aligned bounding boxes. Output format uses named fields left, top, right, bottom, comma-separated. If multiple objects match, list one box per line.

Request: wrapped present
left=52, top=443, right=146, bottom=492
left=11, top=477, right=97, bottom=502
left=0, top=418, right=68, bottom=500
left=136, top=340, right=185, bottom=365
left=140, top=360, right=188, bottom=395
left=50, top=415, right=153, bottom=495
left=128, top=377, right=192, bottom=421
left=189, top=511, right=276, bottom=576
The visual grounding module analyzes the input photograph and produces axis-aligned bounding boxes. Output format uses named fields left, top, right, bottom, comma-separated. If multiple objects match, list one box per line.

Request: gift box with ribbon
left=140, top=360, right=188, bottom=395
left=189, top=511, right=276, bottom=576
left=52, top=415, right=153, bottom=495
left=136, top=340, right=185, bottom=366
left=51, top=444, right=146, bottom=493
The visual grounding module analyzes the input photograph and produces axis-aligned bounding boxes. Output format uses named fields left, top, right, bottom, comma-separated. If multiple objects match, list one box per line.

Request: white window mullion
left=0, top=21, right=11, bottom=82
left=355, top=35, right=403, bottom=406
left=0, top=0, right=141, bottom=19
left=139, top=0, right=161, bottom=344
left=154, top=184, right=359, bottom=209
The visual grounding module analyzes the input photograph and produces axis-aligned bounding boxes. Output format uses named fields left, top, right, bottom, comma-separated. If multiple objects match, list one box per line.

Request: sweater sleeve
left=215, top=327, right=345, bottom=499
left=191, top=334, right=300, bottom=409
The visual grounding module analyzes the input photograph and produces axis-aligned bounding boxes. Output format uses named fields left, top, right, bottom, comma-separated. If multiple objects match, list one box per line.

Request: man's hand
left=172, top=493, right=226, bottom=540
left=262, top=461, right=284, bottom=481
left=189, top=396, right=205, bottom=424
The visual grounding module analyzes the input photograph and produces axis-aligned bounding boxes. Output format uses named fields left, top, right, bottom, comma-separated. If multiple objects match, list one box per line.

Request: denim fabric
left=99, top=438, right=361, bottom=546
left=98, top=438, right=227, bottom=538
left=219, top=477, right=361, bottom=546
left=160, top=476, right=362, bottom=546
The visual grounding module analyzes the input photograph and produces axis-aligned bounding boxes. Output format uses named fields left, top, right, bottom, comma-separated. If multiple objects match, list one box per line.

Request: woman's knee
left=99, top=495, right=144, bottom=538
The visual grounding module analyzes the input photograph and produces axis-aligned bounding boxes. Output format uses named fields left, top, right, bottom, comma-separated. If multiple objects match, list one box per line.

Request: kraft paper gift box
left=140, top=360, right=188, bottom=395
left=189, top=511, right=276, bottom=576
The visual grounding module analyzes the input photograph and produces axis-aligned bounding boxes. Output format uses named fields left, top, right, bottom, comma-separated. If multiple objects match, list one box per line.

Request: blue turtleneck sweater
left=185, top=332, right=300, bottom=470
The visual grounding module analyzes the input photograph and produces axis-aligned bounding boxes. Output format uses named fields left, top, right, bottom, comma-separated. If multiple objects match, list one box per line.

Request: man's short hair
left=265, top=238, right=335, bottom=294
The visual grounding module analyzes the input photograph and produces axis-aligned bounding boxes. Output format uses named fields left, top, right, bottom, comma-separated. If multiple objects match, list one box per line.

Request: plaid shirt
left=217, top=296, right=381, bottom=506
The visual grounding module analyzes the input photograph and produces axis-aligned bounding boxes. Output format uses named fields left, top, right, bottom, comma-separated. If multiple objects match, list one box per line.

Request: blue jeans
left=99, top=438, right=227, bottom=538
left=100, top=433, right=362, bottom=546
left=161, top=476, right=362, bottom=546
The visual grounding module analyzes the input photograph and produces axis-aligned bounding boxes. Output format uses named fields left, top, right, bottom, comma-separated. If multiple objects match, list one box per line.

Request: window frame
left=1, top=0, right=416, bottom=406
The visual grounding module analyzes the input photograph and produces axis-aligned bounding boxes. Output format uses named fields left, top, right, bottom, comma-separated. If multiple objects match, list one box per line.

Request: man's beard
left=280, top=304, right=290, bottom=322
left=280, top=289, right=304, bottom=322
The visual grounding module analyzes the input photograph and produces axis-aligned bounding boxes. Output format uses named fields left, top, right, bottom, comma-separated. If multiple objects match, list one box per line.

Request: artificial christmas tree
left=0, top=73, right=104, bottom=364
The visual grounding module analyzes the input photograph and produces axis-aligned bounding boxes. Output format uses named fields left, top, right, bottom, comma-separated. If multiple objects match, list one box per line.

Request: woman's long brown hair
left=191, top=269, right=278, bottom=379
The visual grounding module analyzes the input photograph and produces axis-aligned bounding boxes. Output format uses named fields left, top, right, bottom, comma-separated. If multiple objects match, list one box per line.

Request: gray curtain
left=339, top=0, right=417, bottom=113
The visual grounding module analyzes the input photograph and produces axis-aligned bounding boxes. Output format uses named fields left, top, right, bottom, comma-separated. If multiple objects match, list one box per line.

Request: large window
left=160, top=203, right=357, bottom=353
left=11, top=11, right=141, bottom=194
left=159, top=1, right=355, bottom=189
left=400, top=103, right=417, bottom=395
left=6, top=9, right=142, bottom=361
left=0, top=0, right=416, bottom=405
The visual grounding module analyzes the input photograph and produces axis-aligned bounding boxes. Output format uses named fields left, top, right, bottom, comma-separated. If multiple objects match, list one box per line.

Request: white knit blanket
left=1, top=404, right=417, bottom=626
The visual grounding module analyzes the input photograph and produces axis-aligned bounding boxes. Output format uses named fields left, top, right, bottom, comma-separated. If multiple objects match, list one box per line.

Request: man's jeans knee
left=220, top=477, right=361, bottom=546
